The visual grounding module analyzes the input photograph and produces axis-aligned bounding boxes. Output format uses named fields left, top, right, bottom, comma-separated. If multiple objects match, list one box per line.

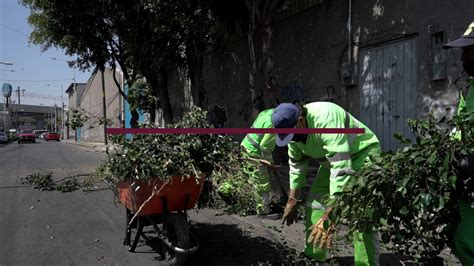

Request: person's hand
left=281, top=198, right=299, bottom=226
left=307, top=211, right=335, bottom=249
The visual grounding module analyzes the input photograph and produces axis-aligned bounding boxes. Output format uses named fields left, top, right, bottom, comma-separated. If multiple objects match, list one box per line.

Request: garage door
left=359, top=38, right=417, bottom=151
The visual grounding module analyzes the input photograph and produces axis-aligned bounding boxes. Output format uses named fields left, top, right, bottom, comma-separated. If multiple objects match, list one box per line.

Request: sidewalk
left=62, top=138, right=107, bottom=152
left=188, top=208, right=460, bottom=265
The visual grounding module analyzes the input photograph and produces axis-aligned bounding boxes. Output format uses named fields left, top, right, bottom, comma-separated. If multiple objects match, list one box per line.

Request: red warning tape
left=106, top=128, right=365, bottom=135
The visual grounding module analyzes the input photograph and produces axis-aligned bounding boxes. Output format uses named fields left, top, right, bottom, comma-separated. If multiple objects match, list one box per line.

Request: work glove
left=281, top=198, right=299, bottom=226
left=307, top=212, right=335, bottom=249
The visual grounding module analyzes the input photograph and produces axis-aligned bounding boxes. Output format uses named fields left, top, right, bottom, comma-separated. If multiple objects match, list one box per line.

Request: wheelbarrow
left=117, top=175, right=206, bottom=265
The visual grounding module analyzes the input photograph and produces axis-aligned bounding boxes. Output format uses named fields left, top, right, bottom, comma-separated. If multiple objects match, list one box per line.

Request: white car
left=0, top=132, right=9, bottom=143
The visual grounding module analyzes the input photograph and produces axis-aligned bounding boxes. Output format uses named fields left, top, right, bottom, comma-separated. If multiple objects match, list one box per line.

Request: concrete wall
left=79, top=69, right=123, bottom=142
left=195, top=0, right=350, bottom=130
left=168, top=0, right=472, bottom=129
left=351, top=0, right=473, bottom=119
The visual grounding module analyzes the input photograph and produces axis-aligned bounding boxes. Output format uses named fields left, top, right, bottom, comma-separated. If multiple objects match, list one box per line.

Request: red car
left=17, top=130, right=36, bottom=143
left=44, top=132, right=61, bottom=142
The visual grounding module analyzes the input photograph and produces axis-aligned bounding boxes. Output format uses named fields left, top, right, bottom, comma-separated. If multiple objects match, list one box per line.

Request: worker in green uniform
left=272, top=102, right=381, bottom=265
left=218, top=109, right=280, bottom=220
left=443, top=21, right=474, bottom=265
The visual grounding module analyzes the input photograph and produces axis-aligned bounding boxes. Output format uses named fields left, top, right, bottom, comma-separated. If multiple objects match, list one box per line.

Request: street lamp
left=0, top=61, right=13, bottom=66
left=50, top=57, right=76, bottom=89
left=2, top=83, right=13, bottom=130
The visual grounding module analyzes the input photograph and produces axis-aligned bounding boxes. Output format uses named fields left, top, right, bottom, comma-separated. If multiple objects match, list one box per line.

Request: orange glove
left=307, top=211, right=335, bottom=249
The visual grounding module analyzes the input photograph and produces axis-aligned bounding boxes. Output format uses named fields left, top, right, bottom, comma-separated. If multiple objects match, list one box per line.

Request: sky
left=0, top=0, right=89, bottom=107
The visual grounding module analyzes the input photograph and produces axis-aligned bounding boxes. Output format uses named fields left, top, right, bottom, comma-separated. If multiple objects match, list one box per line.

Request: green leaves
left=332, top=112, right=474, bottom=261
left=394, top=132, right=411, bottom=144
left=101, top=107, right=260, bottom=215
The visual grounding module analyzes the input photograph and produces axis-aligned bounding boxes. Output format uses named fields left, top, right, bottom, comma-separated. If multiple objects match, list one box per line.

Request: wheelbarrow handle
left=245, top=157, right=288, bottom=198
left=245, top=157, right=282, bottom=168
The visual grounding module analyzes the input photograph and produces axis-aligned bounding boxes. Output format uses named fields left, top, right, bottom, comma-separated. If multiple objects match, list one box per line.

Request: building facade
left=66, top=68, right=125, bottom=143
left=168, top=0, right=473, bottom=151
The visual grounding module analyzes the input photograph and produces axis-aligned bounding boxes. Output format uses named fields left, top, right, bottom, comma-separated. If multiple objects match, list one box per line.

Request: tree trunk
left=189, top=62, right=206, bottom=108
left=156, top=69, right=173, bottom=124
left=187, top=1, right=207, bottom=109
left=100, top=69, right=108, bottom=145
left=261, top=25, right=276, bottom=107
left=130, top=109, right=139, bottom=128
left=247, top=0, right=264, bottom=120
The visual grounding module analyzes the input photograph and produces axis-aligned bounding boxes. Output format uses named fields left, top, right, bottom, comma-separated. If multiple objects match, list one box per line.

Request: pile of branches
left=20, top=172, right=83, bottom=192
left=100, top=107, right=261, bottom=215
left=331, top=112, right=474, bottom=261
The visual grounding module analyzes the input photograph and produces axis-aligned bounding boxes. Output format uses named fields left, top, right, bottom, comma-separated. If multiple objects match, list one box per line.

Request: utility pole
left=61, top=85, right=64, bottom=139
left=2, top=97, right=5, bottom=130
left=17, top=86, right=20, bottom=105
left=101, top=68, right=108, bottom=145
left=54, top=105, right=58, bottom=132
left=15, top=101, right=19, bottom=130
left=51, top=107, right=54, bottom=132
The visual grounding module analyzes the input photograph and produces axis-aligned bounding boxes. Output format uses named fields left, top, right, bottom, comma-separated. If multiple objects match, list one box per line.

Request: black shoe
left=217, top=190, right=235, bottom=205
left=257, top=211, right=281, bottom=220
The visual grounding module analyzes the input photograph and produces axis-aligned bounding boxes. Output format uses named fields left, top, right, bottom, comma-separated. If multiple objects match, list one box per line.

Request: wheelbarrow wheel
left=162, top=213, right=190, bottom=266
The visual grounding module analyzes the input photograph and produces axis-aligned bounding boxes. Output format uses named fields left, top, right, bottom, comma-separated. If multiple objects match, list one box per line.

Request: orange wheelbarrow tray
left=117, top=175, right=206, bottom=216
left=117, top=174, right=206, bottom=258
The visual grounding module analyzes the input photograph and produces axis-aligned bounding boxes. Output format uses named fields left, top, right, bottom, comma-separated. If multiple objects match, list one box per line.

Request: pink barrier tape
left=106, top=128, right=365, bottom=135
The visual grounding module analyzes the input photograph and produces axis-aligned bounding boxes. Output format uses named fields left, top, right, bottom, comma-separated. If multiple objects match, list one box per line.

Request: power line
left=0, top=23, right=29, bottom=38
left=0, top=78, right=73, bottom=83
left=14, top=91, right=61, bottom=100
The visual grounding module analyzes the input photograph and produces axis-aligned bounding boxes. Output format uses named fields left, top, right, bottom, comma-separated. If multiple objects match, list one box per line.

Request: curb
left=62, top=139, right=107, bottom=152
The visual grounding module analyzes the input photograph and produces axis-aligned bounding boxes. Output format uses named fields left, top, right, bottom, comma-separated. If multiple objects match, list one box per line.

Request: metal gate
left=359, top=38, right=417, bottom=151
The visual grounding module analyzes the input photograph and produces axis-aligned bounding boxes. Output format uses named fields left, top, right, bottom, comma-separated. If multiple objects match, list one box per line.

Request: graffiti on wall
left=280, top=81, right=338, bottom=104
left=207, top=104, right=228, bottom=128
left=280, top=81, right=309, bottom=103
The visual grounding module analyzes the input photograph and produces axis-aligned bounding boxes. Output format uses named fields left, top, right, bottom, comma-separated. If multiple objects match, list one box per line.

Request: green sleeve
left=288, top=143, right=309, bottom=189
left=260, top=134, right=276, bottom=163
left=458, top=91, right=466, bottom=115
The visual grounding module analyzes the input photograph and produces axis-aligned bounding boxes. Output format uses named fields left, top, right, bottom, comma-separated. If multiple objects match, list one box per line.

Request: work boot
left=257, top=210, right=281, bottom=220
left=257, top=198, right=281, bottom=220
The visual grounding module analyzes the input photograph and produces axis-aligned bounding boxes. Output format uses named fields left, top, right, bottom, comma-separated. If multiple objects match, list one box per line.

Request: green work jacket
left=458, top=77, right=474, bottom=114
left=453, top=77, right=474, bottom=140
left=288, top=102, right=380, bottom=195
left=241, top=109, right=276, bottom=162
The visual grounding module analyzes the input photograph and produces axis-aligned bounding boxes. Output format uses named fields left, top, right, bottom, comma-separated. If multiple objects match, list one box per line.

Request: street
left=0, top=141, right=308, bottom=265
left=0, top=141, right=463, bottom=265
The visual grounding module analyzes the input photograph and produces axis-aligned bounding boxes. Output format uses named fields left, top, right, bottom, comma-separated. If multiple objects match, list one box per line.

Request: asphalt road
left=0, top=140, right=306, bottom=266
left=0, top=140, right=461, bottom=265
left=0, top=141, right=168, bottom=265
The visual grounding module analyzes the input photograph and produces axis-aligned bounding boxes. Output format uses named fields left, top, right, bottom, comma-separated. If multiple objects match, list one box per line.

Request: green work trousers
left=219, top=152, right=271, bottom=214
left=305, top=152, right=380, bottom=265
left=452, top=200, right=474, bottom=265
left=243, top=152, right=271, bottom=214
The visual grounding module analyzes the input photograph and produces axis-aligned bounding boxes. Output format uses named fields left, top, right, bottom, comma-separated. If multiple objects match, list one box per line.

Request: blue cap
left=271, top=103, right=300, bottom=147
left=443, top=22, right=474, bottom=49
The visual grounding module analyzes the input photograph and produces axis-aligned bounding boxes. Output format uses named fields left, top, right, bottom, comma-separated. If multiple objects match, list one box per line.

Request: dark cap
left=271, top=103, right=300, bottom=147
left=443, top=22, right=474, bottom=49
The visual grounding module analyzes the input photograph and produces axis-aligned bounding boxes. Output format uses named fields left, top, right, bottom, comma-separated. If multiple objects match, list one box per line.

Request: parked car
left=17, top=130, right=36, bottom=143
left=7, top=129, right=18, bottom=141
left=44, top=132, right=60, bottom=142
left=0, top=132, right=9, bottom=143
left=34, top=129, right=49, bottom=138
